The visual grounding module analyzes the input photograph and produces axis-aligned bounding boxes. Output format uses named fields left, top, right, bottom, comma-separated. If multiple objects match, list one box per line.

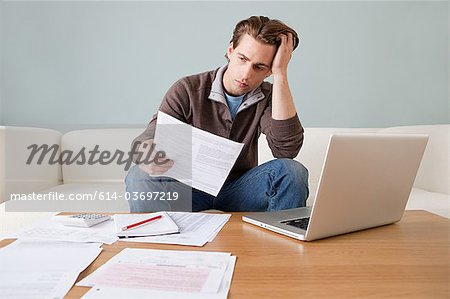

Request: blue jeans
left=125, top=158, right=309, bottom=212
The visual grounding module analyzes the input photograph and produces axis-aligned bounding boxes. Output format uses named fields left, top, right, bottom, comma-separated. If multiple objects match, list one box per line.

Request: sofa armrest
left=0, top=126, right=63, bottom=204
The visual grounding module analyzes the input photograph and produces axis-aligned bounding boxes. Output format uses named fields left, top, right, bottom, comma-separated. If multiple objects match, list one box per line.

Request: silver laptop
left=243, top=133, right=428, bottom=241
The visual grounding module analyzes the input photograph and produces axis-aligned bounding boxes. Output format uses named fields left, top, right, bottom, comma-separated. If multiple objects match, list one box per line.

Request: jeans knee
left=125, top=164, right=148, bottom=185
left=276, top=159, right=309, bottom=204
left=262, top=159, right=309, bottom=210
left=275, top=159, right=309, bottom=182
left=294, top=161, right=309, bottom=185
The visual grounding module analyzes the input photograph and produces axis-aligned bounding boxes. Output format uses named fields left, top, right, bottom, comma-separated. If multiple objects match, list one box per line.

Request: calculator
left=58, top=214, right=111, bottom=227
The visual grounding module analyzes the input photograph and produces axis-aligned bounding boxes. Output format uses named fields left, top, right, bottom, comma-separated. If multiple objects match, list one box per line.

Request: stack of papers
left=120, top=212, right=231, bottom=246
left=0, top=212, right=233, bottom=298
left=0, top=240, right=102, bottom=299
left=12, top=217, right=117, bottom=245
left=77, top=248, right=236, bottom=299
left=5, top=212, right=230, bottom=247
left=114, top=211, right=179, bottom=238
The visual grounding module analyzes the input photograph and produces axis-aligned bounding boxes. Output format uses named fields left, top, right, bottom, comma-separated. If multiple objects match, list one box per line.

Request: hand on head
left=271, top=33, right=295, bottom=77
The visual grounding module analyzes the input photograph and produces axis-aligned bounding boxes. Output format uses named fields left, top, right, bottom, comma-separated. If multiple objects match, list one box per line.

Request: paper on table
left=13, top=216, right=117, bottom=245
left=0, top=240, right=103, bottom=299
left=81, top=256, right=237, bottom=299
left=154, top=111, right=244, bottom=196
left=120, top=212, right=231, bottom=247
left=114, top=211, right=179, bottom=238
left=0, top=271, right=79, bottom=299
left=77, top=248, right=231, bottom=294
left=0, top=239, right=102, bottom=273
left=207, top=220, right=229, bottom=242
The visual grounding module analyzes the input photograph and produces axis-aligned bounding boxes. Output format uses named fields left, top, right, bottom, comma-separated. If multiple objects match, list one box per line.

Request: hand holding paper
left=136, top=139, right=174, bottom=176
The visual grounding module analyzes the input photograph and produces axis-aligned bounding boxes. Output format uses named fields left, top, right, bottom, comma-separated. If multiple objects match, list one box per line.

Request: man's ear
left=226, top=43, right=234, bottom=59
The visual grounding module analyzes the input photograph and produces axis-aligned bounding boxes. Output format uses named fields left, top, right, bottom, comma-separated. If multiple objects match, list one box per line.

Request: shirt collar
left=208, top=64, right=266, bottom=107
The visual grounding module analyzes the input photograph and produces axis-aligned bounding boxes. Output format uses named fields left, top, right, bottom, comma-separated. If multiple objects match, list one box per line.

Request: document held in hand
left=114, top=212, right=179, bottom=238
left=154, top=111, right=244, bottom=196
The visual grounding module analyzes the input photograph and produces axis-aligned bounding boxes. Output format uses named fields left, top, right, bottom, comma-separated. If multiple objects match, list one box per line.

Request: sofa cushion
left=61, top=128, right=144, bottom=184
left=379, top=125, right=449, bottom=195
left=41, top=183, right=129, bottom=212
left=4, top=182, right=129, bottom=213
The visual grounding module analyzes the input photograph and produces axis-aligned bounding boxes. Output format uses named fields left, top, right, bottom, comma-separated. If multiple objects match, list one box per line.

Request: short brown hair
left=229, top=16, right=300, bottom=52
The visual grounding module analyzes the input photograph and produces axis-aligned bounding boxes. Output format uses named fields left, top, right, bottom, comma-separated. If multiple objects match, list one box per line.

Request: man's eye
left=238, top=57, right=245, bottom=61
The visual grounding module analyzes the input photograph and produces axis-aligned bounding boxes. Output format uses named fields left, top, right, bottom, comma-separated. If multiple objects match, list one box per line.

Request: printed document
left=154, top=111, right=244, bottom=196
left=81, top=256, right=237, bottom=299
left=77, top=248, right=232, bottom=294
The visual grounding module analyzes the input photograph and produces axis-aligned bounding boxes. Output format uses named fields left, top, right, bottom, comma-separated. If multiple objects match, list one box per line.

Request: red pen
left=121, top=215, right=162, bottom=231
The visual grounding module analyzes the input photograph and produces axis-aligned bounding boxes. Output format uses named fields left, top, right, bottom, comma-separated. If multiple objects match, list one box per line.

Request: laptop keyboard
left=280, top=217, right=310, bottom=230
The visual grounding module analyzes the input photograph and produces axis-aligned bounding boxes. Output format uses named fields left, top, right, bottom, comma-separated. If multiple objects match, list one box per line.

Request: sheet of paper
left=77, top=248, right=231, bottom=294
left=0, top=240, right=102, bottom=299
left=120, top=212, right=231, bottom=246
left=0, top=239, right=102, bottom=273
left=0, top=271, right=79, bottom=299
left=81, top=256, right=237, bottom=299
left=207, top=220, right=229, bottom=242
left=155, top=111, right=244, bottom=196
left=11, top=216, right=117, bottom=245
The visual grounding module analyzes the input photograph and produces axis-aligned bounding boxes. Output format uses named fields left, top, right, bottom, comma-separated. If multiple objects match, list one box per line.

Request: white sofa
left=1, top=125, right=449, bottom=234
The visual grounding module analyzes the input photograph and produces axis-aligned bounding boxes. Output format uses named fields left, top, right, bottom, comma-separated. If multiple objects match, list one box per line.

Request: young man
left=126, top=16, right=309, bottom=212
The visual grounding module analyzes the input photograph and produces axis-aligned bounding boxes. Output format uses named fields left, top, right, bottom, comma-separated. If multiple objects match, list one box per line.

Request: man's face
left=223, top=34, right=276, bottom=96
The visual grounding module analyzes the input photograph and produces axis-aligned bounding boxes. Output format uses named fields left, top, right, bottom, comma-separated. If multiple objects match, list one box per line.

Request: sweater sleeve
left=259, top=103, right=304, bottom=159
left=130, top=78, right=191, bottom=162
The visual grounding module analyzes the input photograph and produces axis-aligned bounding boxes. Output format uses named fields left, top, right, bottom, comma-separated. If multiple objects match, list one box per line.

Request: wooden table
left=1, top=211, right=449, bottom=298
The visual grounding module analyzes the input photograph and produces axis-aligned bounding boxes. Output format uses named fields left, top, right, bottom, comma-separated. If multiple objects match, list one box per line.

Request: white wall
left=1, top=1, right=448, bottom=129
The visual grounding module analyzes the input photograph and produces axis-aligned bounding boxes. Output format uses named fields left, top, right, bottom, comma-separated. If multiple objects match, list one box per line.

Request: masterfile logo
left=25, top=141, right=169, bottom=171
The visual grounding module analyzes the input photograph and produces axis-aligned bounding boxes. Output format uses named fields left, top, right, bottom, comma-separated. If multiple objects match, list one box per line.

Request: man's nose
left=241, top=64, right=253, bottom=81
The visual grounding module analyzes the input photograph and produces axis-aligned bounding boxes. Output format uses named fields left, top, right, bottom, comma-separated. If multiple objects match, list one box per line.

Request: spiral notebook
left=114, top=211, right=179, bottom=238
